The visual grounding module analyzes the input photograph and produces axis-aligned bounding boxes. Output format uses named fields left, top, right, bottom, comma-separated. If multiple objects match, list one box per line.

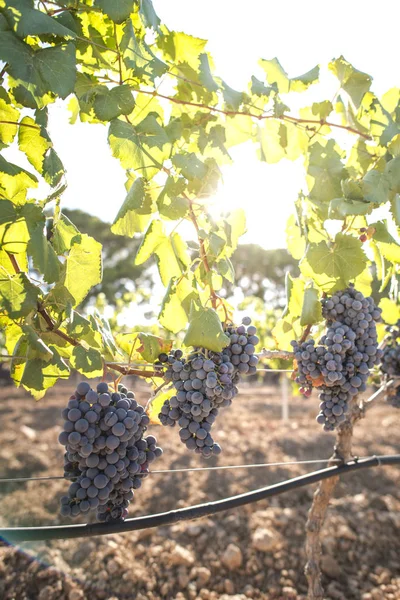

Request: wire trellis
left=0, top=455, right=399, bottom=542
left=0, top=457, right=343, bottom=484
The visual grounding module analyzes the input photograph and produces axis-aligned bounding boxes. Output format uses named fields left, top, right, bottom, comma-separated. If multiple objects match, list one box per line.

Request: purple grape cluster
left=155, top=317, right=259, bottom=458
left=380, top=320, right=400, bottom=408
left=292, top=286, right=382, bottom=431
left=59, top=381, right=162, bottom=522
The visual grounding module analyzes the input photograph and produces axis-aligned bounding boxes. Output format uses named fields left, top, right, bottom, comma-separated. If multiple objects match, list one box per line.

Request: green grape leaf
left=328, top=198, right=372, bottom=219
left=0, top=154, right=38, bottom=201
left=135, top=218, right=164, bottom=265
left=121, top=19, right=167, bottom=81
left=94, top=0, right=134, bottom=23
left=108, top=118, right=164, bottom=179
left=12, top=350, right=69, bottom=399
left=66, top=313, right=101, bottom=349
left=111, top=178, right=154, bottom=236
left=70, top=345, right=103, bottom=378
left=136, top=333, right=173, bottom=363
left=388, top=134, right=400, bottom=158
left=115, top=331, right=172, bottom=363
left=12, top=5, right=77, bottom=38
left=21, top=325, right=53, bottom=362
left=390, top=194, right=400, bottom=227
left=52, top=213, right=80, bottom=253
left=183, top=302, right=230, bottom=352
left=140, top=0, right=161, bottom=30
left=286, top=214, right=306, bottom=260
left=171, top=153, right=208, bottom=180
left=329, top=56, right=372, bottom=108
left=159, top=275, right=199, bottom=334
left=362, top=170, right=390, bottom=204
left=93, top=85, right=135, bottom=122
left=259, top=58, right=319, bottom=93
left=0, top=33, right=76, bottom=108
left=301, top=233, right=366, bottom=291
left=147, top=385, right=175, bottom=424
left=379, top=298, right=400, bottom=325
left=28, top=226, right=60, bottom=284
left=0, top=271, right=40, bottom=318
left=0, top=248, right=28, bottom=272
left=159, top=30, right=207, bottom=68
left=0, top=97, right=19, bottom=145
left=157, top=176, right=189, bottom=220
left=307, top=140, right=345, bottom=207
left=223, top=208, right=246, bottom=257
left=300, top=287, right=322, bottom=326
left=18, top=116, right=51, bottom=174
left=63, top=234, right=102, bottom=306
left=43, top=148, right=64, bottom=186
left=216, top=257, right=235, bottom=283
left=386, top=157, right=400, bottom=193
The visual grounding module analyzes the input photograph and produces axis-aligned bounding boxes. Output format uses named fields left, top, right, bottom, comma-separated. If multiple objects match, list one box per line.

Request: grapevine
left=292, top=286, right=383, bottom=430
left=58, top=381, right=162, bottom=522
left=154, top=317, right=259, bottom=458
left=380, top=321, right=400, bottom=408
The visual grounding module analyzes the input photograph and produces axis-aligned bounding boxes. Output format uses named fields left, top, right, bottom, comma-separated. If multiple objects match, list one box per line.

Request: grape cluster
left=380, top=320, right=400, bottom=408
left=59, top=381, right=162, bottom=522
left=155, top=317, right=259, bottom=458
left=292, top=286, right=382, bottom=431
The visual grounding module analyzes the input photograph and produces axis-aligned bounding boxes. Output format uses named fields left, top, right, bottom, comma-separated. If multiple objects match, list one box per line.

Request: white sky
left=6, top=0, right=400, bottom=249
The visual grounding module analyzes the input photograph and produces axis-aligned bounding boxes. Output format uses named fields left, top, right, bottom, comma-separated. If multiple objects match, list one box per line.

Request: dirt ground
left=0, top=378, right=399, bottom=600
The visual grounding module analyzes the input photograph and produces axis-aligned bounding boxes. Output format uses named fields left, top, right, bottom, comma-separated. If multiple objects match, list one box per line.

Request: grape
left=77, top=381, right=91, bottom=396
left=155, top=318, right=258, bottom=457
left=97, top=382, right=109, bottom=394
left=293, top=285, right=382, bottom=431
left=59, top=382, right=163, bottom=522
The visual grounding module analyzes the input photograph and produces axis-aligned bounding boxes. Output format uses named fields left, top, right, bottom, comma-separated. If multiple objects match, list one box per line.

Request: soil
left=0, top=378, right=399, bottom=600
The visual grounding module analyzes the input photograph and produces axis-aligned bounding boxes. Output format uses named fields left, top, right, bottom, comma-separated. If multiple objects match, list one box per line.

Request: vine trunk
left=304, top=402, right=358, bottom=599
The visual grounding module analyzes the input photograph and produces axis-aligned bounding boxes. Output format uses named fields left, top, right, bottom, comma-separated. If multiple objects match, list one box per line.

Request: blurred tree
left=58, top=209, right=155, bottom=307
left=228, top=244, right=299, bottom=306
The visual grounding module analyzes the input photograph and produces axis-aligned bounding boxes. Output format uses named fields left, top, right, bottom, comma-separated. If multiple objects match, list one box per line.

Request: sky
left=5, top=0, right=400, bottom=249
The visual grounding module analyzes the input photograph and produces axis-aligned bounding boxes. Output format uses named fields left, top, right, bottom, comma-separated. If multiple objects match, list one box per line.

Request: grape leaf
left=70, top=345, right=103, bottom=378
left=300, top=287, right=322, bottom=326
left=301, top=233, right=366, bottom=291
left=111, top=177, right=154, bottom=236
left=0, top=33, right=76, bottom=108
left=0, top=98, right=19, bottom=146
left=18, top=116, right=51, bottom=174
left=329, top=56, right=372, bottom=108
left=159, top=275, right=199, bottom=334
left=0, top=271, right=40, bottom=318
left=183, top=302, right=230, bottom=352
left=94, top=0, right=134, bottom=23
left=63, top=234, right=102, bottom=306
left=147, top=385, right=175, bottom=425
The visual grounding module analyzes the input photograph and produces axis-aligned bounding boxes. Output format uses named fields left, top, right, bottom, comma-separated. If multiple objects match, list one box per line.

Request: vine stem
left=186, top=196, right=218, bottom=310
left=5, top=252, right=161, bottom=380
left=0, top=120, right=41, bottom=130
left=134, top=89, right=371, bottom=140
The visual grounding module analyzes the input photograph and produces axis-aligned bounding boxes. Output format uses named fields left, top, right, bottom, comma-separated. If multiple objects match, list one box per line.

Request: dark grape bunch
left=292, top=286, right=382, bottom=431
left=59, top=381, right=162, bottom=522
left=380, top=320, right=400, bottom=408
left=155, top=317, right=259, bottom=458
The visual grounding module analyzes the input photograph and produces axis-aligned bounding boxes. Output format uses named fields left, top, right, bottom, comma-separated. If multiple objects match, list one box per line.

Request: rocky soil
left=0, top=378, right=399, bottom=600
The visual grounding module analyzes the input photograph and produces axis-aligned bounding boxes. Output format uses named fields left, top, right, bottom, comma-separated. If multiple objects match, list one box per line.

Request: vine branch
left=133, top=89, right=371, bottom=140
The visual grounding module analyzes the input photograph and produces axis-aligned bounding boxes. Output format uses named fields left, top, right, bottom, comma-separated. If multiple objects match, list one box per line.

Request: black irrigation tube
left=1, top=454, right=399, bottom=543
